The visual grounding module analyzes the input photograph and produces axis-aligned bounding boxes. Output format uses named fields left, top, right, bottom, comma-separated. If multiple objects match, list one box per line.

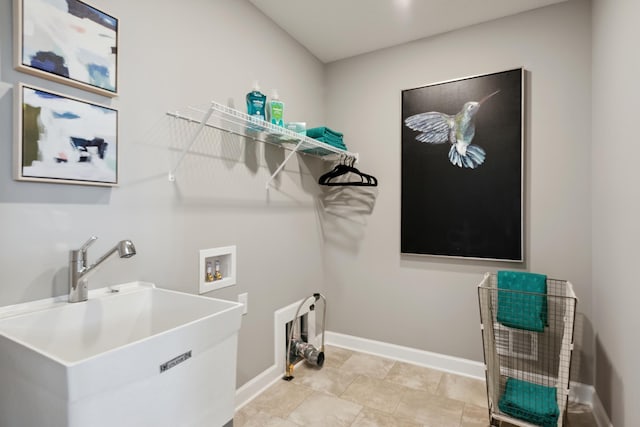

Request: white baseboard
left=325, top=331, right=485, bottom=380
left=235, top=364, right=281, bottom=410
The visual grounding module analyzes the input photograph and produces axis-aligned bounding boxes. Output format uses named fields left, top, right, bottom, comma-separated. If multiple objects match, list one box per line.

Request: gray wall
left=0, top=0, right=328, bottom=387
left=323, top=0, right=594, bottom=384
left=592, top=0, right=640, bottom=425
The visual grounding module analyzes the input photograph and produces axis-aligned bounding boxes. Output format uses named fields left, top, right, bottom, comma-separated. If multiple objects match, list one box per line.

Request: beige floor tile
left=239, top=349, right=599, bottom=427
left=566, top=402, right=599, bottom=427
left=340, top=352, right=396, bottom=379
left=385, top=361, right=444, bottom=393
left=290, top=363, right=358, bottom=396
left=394, top=388, right=465, bottom=427
left=287, top=391, right=362, bottom=427
left=322, top=345, right=355, bottom=368
left=340, top=375, right=409, bottom=414
left=437, top=373, right=488, bottom=408
left=351, top=407, right=422, bottom=427
left=233, top=406, right=254, bottom=427
left=246, top=380, right=313, bottom=419
left=234, top=409, right=301, bottom=427
left=461, top=404, right=490, bottom=427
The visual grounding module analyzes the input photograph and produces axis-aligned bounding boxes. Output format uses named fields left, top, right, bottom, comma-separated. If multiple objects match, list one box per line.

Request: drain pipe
left=283, top=293, right=326, bottom=381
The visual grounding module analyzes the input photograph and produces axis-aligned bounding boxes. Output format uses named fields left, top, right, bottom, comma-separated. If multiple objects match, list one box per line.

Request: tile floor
left=235, top=345, right=597, bottom=427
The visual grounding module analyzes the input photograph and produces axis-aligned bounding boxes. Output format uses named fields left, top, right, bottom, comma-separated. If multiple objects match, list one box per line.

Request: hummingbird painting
left=404, top=90, right=500, bottom=169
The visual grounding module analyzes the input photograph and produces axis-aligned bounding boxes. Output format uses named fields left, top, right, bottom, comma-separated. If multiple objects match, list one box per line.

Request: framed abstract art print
left=14, top=0, right=118, bottom=96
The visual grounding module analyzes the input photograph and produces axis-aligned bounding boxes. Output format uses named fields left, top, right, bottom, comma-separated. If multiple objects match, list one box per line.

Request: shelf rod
left=168, top=103, right=216, bottom=181
left=265, top=139, right=305, bottom=190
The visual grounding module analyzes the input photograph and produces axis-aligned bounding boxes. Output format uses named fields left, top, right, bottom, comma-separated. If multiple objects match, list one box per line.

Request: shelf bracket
left=265, top=139, right=305, bottom=189
left=168, top=103, right=216, bottom=181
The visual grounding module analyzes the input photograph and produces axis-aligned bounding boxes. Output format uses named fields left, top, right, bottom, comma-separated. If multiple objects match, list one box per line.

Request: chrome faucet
left=69, top=236, right=137, bottom=303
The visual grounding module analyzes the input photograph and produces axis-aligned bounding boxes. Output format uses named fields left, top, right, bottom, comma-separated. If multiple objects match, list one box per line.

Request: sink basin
left=0, top=282, right=243, bottom=427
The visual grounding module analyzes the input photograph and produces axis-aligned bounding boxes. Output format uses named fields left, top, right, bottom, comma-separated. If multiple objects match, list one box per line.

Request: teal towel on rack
left=496, top=270, right=547, bottom=332
left=498, top=378, right=559, bottom=427
left=306, top=126, right=344, bottom=139
left=303, top=126, right=347, bottom=155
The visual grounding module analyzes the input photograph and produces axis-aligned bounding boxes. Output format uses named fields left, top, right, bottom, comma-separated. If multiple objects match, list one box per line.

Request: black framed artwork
left=401, top=68, right=524, bottom=261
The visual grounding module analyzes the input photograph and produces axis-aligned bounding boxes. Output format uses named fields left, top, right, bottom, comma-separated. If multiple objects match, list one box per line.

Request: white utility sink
left=0, top=282, right=243, bottom=427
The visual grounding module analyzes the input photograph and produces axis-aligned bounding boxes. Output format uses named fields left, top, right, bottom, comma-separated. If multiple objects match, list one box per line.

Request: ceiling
left=248, top=0, right=568, bottom=63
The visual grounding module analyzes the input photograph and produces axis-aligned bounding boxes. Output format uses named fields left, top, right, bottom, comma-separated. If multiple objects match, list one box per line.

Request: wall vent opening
left=274, top=298, right=317, bottom=377
left=494, top=322, right=538, bottom=361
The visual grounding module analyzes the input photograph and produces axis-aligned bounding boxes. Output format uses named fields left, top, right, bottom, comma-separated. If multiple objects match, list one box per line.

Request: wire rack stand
left=166, top=101, right=359, bottom=189
left=478, top=272, right=577, bottom=427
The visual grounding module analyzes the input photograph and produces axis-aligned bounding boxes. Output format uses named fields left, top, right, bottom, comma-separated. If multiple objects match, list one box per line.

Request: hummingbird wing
left=404, top=112, right=453, bottom=144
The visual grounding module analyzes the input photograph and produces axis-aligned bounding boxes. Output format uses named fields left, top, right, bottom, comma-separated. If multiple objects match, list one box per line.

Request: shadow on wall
left=22, top=267, right=68, bottom=302
left=314, top=185, right=378, bottom=253
left=595, top=336, right=624, bottom=426
left=136, top=111, right=319, bottom=202
left=264, top=143, right=285, bottom=184
left=163, top=115, right=245, bottom=179
left=301, top=151, right=379, bottom=253
left=126, top=114, right=324, bottom=208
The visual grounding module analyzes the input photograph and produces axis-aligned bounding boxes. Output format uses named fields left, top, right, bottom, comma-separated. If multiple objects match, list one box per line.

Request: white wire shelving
left=166, top=101, right=359, bottom=189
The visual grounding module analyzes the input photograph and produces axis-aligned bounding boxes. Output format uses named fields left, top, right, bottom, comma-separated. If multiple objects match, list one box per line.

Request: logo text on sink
left=160, top=350, right=192, bottom=373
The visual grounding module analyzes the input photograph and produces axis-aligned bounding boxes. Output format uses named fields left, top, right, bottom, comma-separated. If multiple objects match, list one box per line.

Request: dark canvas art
left=401, top=68, right=523, bottom=261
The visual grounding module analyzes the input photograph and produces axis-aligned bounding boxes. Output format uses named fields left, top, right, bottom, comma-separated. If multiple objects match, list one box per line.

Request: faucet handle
left=79, top=236, right=98, bottom=252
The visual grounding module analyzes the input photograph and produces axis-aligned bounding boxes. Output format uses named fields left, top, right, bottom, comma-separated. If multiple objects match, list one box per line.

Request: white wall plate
left=199, top=246, right=237, bottom=294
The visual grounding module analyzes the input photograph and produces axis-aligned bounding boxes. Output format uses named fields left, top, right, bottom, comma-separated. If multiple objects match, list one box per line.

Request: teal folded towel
left=302, top=127, right=347, bottom=155
left=497, top=270, right=547, bottom=332
left=306, top=126, right=344, bottom=139
left=499, top=378, right=559, bottom=427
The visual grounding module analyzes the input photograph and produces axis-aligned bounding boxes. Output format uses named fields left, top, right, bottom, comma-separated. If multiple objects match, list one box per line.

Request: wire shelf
left=166, top=101, right=358, bottom=187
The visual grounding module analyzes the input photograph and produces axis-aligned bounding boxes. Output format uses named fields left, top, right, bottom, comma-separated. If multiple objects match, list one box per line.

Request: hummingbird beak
left=478, top=90, right=501, bottom=106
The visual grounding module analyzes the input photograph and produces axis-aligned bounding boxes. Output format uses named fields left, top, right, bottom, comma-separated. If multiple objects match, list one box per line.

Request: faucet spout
left=69, top=237, right=136, bottom=303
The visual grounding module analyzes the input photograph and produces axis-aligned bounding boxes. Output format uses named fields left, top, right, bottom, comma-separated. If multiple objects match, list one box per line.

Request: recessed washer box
left=199, top=245, right=237, bottom=294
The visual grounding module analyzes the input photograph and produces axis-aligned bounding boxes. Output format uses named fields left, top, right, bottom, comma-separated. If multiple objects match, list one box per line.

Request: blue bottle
left=246, top=81, right=267, bottom=121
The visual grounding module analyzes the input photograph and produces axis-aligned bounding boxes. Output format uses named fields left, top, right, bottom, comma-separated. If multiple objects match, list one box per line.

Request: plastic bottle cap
left=253, top=81, right=261, bottom=91
left=271, top=90, right=279, bottom=100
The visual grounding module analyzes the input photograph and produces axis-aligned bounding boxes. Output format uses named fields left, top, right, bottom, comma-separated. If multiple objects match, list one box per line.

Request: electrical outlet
left=238, top=293, right=248, bottom=315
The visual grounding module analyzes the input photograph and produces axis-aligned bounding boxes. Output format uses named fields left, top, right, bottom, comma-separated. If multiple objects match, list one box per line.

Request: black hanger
left=318, top=156, right=378, bottom=187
